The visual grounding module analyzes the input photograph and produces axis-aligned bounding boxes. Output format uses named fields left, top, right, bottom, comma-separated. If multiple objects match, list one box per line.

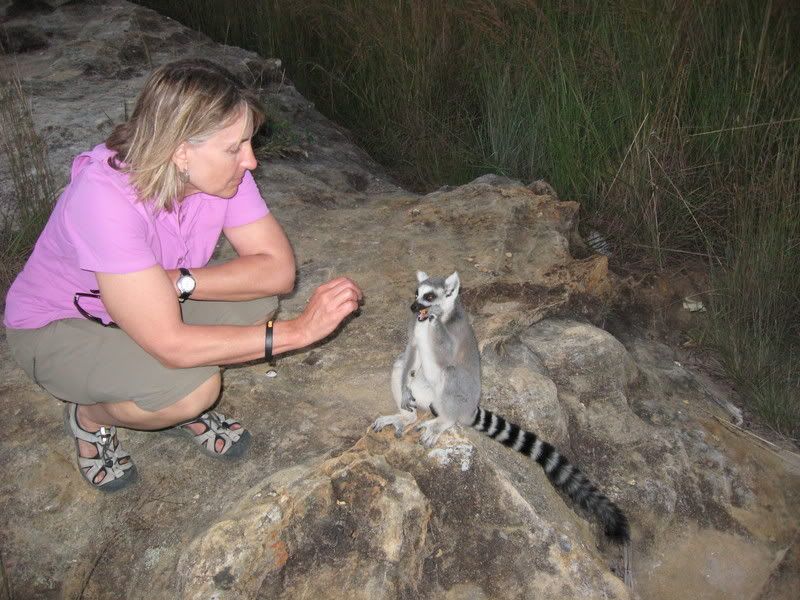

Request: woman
left=3, top=59, right=363, bottom=491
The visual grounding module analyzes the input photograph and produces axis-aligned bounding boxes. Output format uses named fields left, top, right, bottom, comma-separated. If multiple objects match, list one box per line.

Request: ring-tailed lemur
left=372, top=271, right=630, bottom=542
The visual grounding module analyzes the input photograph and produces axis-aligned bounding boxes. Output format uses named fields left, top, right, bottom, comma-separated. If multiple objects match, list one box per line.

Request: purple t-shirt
left=4, top=144, right=269, bottom=329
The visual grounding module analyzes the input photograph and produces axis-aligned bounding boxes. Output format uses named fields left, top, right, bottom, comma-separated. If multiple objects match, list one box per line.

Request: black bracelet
left=265, top=320, right=274, bottom=363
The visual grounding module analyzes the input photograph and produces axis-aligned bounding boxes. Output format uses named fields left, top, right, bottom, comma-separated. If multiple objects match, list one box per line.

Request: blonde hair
left=106, top=59, right=265, bottom=211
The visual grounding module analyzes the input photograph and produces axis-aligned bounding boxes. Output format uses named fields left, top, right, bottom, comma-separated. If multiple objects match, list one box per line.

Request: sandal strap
left=67, top=404, right=132, bottom=483
left=78, top=452, right=131, bottom=480
left=67, top=404, right=117, bottom=445
left=182, top=411, right=244, bottom=455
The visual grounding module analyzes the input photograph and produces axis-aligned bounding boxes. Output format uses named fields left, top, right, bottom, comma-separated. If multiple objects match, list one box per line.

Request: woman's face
left=180, top=108, right=257, bottom=199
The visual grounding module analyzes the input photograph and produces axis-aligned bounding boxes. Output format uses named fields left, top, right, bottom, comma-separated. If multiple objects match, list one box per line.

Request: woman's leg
left=71, top=372, right=221, bottom=483
left=7, top=293, right=277, bottom=484
left=78, top=371, right=221, bottom=431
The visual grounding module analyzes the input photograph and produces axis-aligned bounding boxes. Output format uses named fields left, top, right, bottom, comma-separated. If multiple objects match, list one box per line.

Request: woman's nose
left=241, top=142, right=257, bottom=170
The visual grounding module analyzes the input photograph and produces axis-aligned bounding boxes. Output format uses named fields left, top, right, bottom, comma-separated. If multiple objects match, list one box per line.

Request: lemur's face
left=410, top=271, right=460, bottom=321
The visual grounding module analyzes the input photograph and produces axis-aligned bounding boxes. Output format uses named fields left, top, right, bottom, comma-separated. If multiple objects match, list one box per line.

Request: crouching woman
left=3, top=58, right=362, bottom=490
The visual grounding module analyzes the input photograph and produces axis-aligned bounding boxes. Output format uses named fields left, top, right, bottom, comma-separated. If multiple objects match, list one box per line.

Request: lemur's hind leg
left=373, top=354, right=441, bottom=438
left=413, top=368, right=474, bottom=447
left=415, top=417, right=456, bottom=447
left=372, top=356, right=420, bottom=437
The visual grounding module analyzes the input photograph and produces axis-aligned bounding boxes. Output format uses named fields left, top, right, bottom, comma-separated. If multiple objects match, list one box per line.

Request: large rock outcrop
left=1, top=2, right=798, bottom=599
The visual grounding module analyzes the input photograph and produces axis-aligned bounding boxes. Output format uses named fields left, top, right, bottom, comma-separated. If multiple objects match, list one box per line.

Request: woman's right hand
left=295, top=277, right=363, bottom=346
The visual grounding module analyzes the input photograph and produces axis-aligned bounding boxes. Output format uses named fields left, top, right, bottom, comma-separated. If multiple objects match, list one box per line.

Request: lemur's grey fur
left=372, top=271, right=630, bottom=542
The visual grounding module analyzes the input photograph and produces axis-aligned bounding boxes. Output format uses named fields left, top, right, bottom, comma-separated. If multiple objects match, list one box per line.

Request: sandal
left=64, top=403, right=137, bottom=491
left=166, top=410, right=251, bottom=460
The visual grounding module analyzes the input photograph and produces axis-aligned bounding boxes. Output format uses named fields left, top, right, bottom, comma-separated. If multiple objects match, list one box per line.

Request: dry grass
left=0, top=73, right=56, bottom=304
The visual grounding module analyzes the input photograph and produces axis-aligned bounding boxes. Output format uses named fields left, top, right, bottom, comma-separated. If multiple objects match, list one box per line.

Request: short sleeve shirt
left=3, top=144, right=269, bottom=329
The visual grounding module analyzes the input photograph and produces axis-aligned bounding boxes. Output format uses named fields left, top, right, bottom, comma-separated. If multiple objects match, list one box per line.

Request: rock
left=151, top=433, right=629, bottom=599
left=170, top=444, right=431, bottom=600
left=3, top=0, right=68, bottom=19
left=527, top=179, right=558, bottom=198
left=481, top=335, right=569, bottom=448
left=0, top=23, right=49, bottom=52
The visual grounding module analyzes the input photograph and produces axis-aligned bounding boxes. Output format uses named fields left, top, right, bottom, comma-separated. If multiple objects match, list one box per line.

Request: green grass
left=0, top=74, right=56, bottom=302
left=702, top=137, right=800, bottom=435
left=74, top=1, right=800, bottom=435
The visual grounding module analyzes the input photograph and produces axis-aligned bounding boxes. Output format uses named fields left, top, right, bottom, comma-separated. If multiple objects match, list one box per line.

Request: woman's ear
left=171, top=142, right=189, bottom=170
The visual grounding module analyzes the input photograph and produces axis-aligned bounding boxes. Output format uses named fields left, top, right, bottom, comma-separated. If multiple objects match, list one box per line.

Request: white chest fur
left=414, top=321, right=440, bottom=383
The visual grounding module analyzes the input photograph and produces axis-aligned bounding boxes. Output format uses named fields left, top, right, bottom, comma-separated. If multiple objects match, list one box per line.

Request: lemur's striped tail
left=471, top=407, right=629, bottom=542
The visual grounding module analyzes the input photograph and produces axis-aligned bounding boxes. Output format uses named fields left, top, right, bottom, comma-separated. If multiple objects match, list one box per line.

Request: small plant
left=253, top=110, right=312, bottom=161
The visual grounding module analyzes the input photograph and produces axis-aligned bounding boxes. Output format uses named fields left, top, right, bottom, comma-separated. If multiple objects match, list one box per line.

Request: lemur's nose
left=410, top=301, right=421, bottom=313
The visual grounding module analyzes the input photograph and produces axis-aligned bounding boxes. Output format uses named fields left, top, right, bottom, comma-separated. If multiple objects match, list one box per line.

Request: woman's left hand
left=294, top=277, right=363, bottom=345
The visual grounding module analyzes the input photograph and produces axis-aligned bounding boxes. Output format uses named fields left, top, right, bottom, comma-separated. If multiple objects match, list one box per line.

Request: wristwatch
left=176, top=267, right=196, bottom=302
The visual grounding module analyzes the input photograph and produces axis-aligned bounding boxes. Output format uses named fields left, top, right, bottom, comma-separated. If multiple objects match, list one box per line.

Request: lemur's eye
left=423, top=292, right=435, bottom=302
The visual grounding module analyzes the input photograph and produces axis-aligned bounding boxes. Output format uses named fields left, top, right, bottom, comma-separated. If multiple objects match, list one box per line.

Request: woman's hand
left=295, top=277, right=363, bottom=346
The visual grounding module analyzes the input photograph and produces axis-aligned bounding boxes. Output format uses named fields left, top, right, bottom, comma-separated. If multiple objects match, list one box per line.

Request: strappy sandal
left=64, top=403, right=137, bottom=491
left=166, top=410, right=251, bottom=460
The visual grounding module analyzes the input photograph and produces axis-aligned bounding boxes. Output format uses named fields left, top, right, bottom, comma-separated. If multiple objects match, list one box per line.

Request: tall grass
left=0, top=74, right=56, bottom=301
left=704, top=138, right=800, bottom=434
left=139, top=1, right=800, bottom=435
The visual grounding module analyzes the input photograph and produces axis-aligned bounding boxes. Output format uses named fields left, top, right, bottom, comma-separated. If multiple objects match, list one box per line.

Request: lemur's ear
left=444, top=272, right=460, bottom=297
left=416, top=271, right=429, bottom=283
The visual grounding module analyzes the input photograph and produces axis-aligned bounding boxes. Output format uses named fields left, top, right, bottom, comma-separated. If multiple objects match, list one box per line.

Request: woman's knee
left=172, top=371, right=221, bottom=419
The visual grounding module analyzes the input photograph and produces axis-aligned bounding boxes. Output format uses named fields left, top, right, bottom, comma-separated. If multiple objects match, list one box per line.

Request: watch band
left=264, top=320, right=274, bottom=364
left=178, top=267, right=194, bottom=302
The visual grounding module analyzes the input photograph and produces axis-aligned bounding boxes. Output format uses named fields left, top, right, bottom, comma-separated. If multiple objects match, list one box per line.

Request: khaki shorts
left=5, top=296, right=278, bottom=412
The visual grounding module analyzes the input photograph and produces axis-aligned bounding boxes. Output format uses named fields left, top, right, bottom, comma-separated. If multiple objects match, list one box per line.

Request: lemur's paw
left=400, top=396, right=417, bottom=412
left=419, top=429, right=442, bottom=447
left=427, top=305, right=443, bottom=319
left=372, top=414, right=413, bottom=437
left=415, top=420, right=445, bottom=447
left=371, top=416, right=391, bottom=432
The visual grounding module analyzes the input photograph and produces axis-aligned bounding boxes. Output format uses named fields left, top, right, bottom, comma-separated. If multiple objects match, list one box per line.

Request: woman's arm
left=163, top=213, right=297, bottom=301
left=96, top=266, right=361, bottom=369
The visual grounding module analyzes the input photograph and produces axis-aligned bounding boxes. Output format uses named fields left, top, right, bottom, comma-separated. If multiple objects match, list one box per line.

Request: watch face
left=178, top=274, right=196, bottom=294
